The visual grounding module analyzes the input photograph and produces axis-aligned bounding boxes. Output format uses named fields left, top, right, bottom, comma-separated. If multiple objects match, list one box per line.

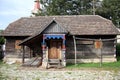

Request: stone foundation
left=3, top=57, right=30, bottom=64
left=66, top=57, right=116, bottom=63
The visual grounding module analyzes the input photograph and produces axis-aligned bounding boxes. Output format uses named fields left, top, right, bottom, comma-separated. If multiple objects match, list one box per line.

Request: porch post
left=41, top=34, right=47, bottom=68
left=114, top=38, right=117, bottom=58
left=30, top=48, right=32, bottom=58
left=22, top=45, right=25, bottom=63
left=62, top=34, right=66, bottom=67
left=42, top=34, right=45, bottom=51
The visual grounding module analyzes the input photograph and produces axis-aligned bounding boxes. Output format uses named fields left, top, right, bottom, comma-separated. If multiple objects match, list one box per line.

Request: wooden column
left=62, top=34, right=66, bottom=50
left=42, top=34, right=46, bottom=51
left=62, top=34, right=66, bottom=67
left=22, top=45, right=25, bottom=63
left=73, top=36, right=77, bottom=65
left=41, top=34, right=48, bottom=68
left=114, top=38, right=117, bottom=58
left=30, top=48, right=32, bottom=58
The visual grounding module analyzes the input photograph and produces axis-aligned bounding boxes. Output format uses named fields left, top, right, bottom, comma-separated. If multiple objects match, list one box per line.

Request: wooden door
left=48, top=40, right=62, bottom=59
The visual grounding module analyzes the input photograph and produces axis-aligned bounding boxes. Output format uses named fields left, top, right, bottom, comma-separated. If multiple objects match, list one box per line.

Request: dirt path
left=0, top=64, right=120, bottom=80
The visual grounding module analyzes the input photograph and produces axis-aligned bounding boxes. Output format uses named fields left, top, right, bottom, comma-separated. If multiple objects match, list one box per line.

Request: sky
left=0, top=0, right=35, bottom=30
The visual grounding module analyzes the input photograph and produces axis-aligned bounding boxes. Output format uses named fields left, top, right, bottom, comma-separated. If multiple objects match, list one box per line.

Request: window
left=15, top=40, right=22, bottom=49
left=94, top=40, right=103, bottom=49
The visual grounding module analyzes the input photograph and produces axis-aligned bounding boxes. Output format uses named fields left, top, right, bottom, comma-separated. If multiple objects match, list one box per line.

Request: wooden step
left=48, top=59, right=61, bottom=63
left=47, top=59, right=61, bottom=68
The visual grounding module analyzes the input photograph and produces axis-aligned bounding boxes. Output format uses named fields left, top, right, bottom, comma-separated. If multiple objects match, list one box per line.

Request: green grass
left=66, top=61, right=120, bottom=71
left=0, top=60, right=4, bottom=65
left=0, top=60, right=20, bottom=69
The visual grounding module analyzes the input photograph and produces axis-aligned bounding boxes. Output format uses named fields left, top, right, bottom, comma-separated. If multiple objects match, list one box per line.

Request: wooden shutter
left=94, top=40, right=103, bottom=49
left=15, top=40, right=21, bottom=49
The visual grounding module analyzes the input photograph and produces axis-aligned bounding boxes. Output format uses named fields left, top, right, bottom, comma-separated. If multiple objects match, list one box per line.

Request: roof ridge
left=96, top=15, right=111, bottom=22
left=20, top=15, right=101, bottom=19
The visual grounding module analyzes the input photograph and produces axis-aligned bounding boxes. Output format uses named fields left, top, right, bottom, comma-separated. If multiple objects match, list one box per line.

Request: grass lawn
left=0, top=60, right=120, bottom=71
left=66, top=61, right=120, bottom=71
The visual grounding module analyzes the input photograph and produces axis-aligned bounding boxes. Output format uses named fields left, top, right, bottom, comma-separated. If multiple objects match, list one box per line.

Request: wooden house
left=1, top=15, right=119, bottom=68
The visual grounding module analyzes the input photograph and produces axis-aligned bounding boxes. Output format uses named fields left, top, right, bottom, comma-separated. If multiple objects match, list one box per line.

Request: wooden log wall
left=66, top=35, right=116, bottom=59
left=5, top=36, right=30, bottom=58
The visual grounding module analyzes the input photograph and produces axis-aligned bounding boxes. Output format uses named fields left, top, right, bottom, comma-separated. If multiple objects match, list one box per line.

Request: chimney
left=32, top=0, right=40, bottom=14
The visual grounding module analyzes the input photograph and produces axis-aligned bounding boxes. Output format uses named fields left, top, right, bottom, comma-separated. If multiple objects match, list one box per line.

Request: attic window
left=15, top=40, right=22, bottom=49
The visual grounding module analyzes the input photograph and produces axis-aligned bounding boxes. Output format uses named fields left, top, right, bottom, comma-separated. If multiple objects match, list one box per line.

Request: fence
left=73, top=36, right=118, bottom=67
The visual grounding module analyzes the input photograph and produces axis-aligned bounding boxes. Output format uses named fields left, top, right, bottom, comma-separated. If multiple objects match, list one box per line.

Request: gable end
left=43, top=21, right=68, bottom=34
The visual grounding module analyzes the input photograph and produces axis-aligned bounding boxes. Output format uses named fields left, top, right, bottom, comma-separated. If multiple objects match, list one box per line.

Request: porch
left=20, top=34, right=66, bottom=68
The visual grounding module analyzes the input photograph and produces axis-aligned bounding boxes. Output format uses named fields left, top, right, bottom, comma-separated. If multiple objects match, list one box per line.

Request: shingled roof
left=2, top=15, right=119, bottom=36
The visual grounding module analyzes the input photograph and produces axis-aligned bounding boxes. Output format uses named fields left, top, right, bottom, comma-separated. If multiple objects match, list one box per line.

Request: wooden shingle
left=2, top=15, right=119, bottom=36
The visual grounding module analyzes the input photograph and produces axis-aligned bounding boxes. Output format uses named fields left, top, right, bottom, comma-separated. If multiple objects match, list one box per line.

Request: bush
left=116, top=43, right=120, bottom=61
left=0, top=37, right=5, bottom=45
left=0, top=45, right=4, bottom=60
left=0, top=51, right=4, bottom=60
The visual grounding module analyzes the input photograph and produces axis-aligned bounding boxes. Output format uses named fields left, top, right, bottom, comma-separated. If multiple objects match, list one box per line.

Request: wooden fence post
left=22, top=46, right=25, bottom=63
left=73, top=36, right=77, bottom=65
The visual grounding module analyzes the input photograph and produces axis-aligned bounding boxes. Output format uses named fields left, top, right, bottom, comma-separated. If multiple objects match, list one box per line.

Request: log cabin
left=1, top=15, right=119, bottom=68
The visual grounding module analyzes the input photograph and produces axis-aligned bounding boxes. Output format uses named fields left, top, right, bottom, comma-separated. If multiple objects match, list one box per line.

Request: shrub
left=116, top=43, right=120, bottom=61
left=0, top=37, right=5, bottom=45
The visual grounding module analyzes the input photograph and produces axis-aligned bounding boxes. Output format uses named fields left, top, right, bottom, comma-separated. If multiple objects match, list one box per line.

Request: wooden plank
left=43, top=22, right=67, bottom=33
left=76, top=40, right=93, bottom=44
left=48, top=59, right=60, bottom=63
left=31, top=57, right=41, bottom=67
left=22, top=57, right=39, bottom=67
left=31, top=59, right=41, bottom=67
left=47, top=59, right=61, bottom=68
